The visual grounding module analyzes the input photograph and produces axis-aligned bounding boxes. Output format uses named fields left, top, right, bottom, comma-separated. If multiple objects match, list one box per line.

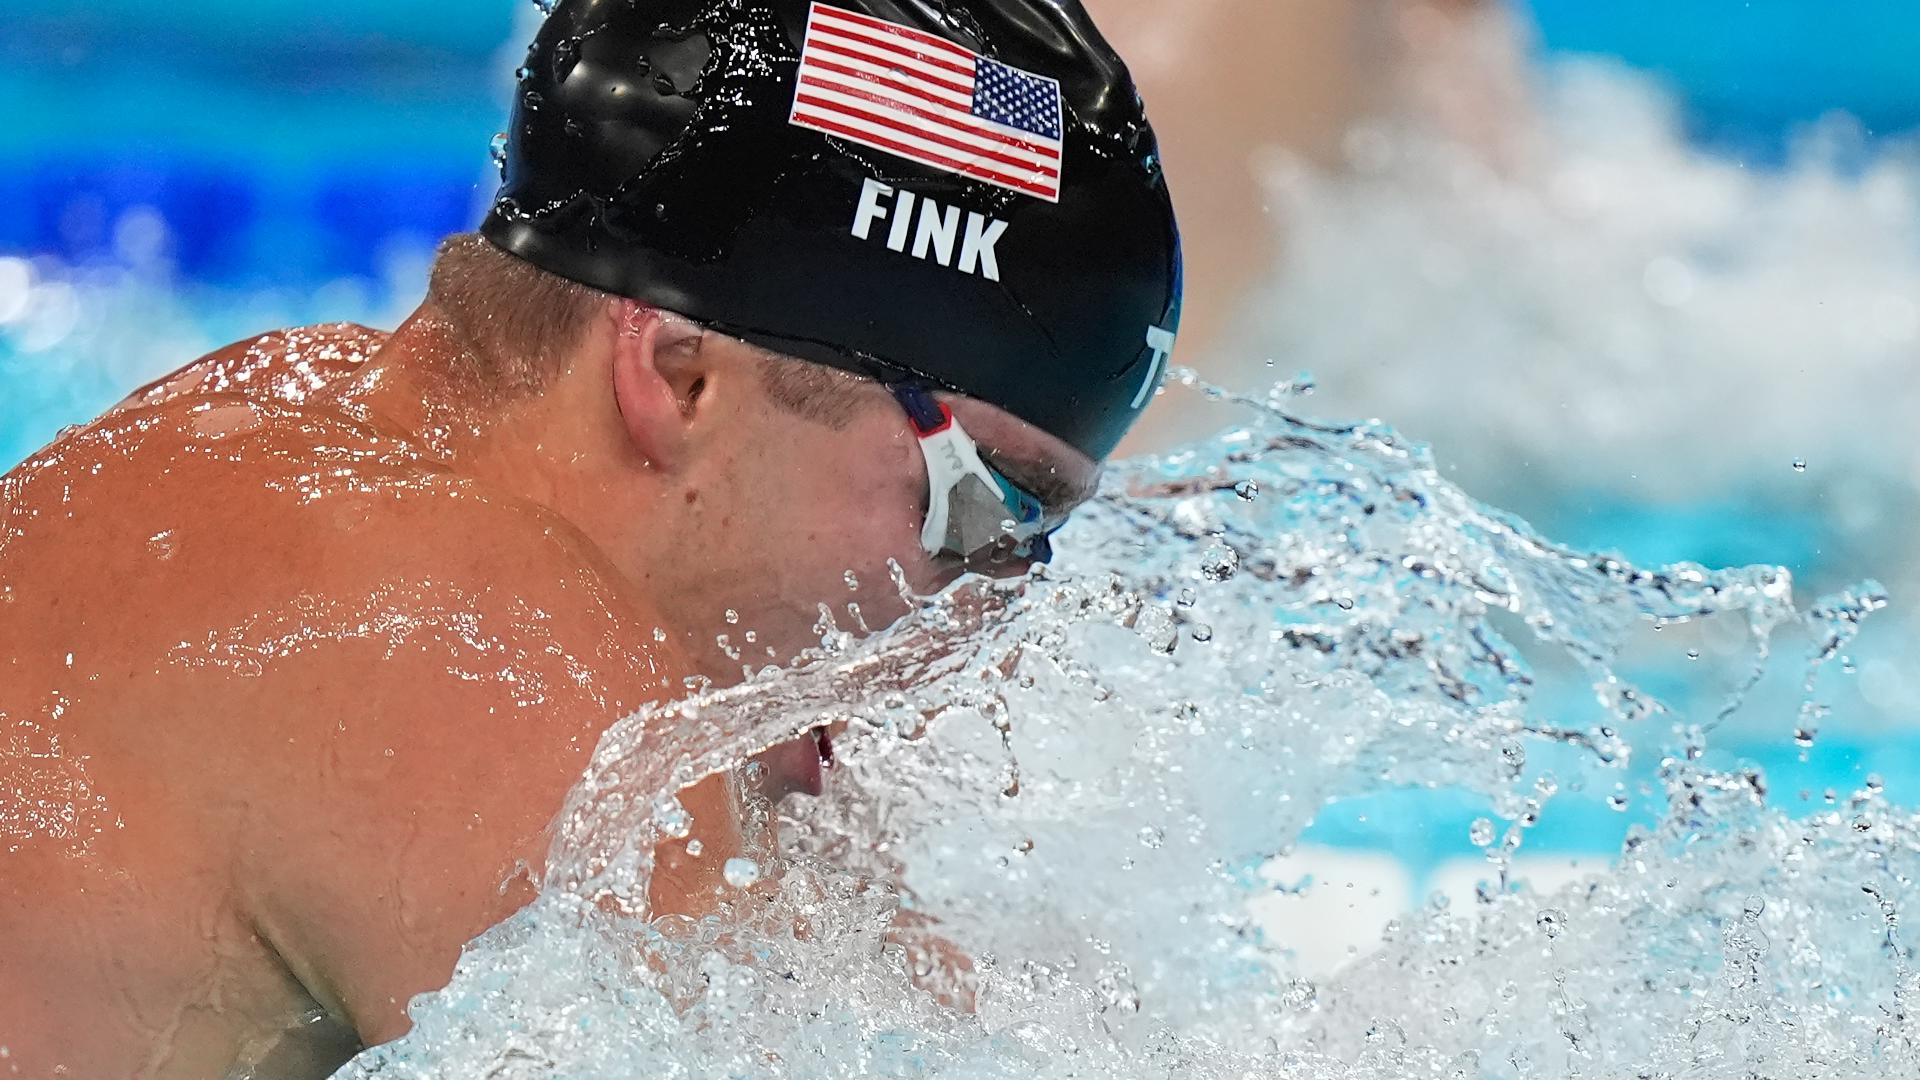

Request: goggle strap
left=890, top=384, right=950, bottom=436
left=892, top=385, right=1008, bottom=555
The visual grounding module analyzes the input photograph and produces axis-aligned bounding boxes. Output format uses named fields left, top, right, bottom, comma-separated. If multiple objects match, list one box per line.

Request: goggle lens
left=892, top=385, right=1062, bottom=565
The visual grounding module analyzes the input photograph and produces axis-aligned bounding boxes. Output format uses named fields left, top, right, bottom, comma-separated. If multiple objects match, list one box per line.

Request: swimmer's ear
left=609, top=300, right=706, bottom=470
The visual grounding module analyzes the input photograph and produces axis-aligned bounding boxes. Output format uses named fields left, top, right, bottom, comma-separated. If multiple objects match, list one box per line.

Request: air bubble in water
left=1233, top=479, right=1260, bottom=501
left=722, top=857, right=762, bottom=888
left=1134, top=605, right=1178, bottom=654
left=1199, top=542, right=1239, bottom=582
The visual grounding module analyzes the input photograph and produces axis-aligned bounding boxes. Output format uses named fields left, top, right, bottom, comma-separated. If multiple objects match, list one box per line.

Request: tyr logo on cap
left=788, top=2, right=1066, bottom=202
left=1133, top=325, right=1177, bottom=409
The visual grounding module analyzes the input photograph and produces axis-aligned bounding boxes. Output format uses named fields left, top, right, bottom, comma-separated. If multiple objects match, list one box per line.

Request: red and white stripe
left=788, top=2, right=1064, bottom=201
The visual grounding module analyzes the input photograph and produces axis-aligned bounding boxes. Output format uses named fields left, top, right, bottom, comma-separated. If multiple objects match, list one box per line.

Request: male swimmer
left=0, top=0, right=1179, bottom=1074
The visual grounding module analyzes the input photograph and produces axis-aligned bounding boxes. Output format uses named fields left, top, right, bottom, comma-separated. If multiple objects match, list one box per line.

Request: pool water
left=3, top=3, right=1919, bottom=1075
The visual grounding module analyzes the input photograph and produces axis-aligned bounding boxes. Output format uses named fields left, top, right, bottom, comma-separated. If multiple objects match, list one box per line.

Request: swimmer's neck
left=358, top=304, right=650, bottom=568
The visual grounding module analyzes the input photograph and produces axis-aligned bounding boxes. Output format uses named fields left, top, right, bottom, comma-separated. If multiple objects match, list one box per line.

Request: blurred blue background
left=5, top=1, right=1919, bottom=293
left=2, top=0, right=1916, bottom=871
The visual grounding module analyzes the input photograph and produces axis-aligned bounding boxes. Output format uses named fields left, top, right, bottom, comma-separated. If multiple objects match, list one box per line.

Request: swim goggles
left=889, top=383, right=1062, bottom=565
left=649, top=312, right=1063, bottom=565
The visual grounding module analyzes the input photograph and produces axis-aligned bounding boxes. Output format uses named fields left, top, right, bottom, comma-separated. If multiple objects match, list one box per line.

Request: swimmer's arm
left=223, top=496, right=692, bottom=1049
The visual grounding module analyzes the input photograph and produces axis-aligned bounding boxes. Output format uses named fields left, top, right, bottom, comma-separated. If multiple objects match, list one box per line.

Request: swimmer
left=0, top=0, right=1180, bottom=1075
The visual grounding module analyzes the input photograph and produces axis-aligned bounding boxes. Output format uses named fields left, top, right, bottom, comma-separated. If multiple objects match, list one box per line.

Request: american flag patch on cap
left=788, top=2, right=1066, bottom=202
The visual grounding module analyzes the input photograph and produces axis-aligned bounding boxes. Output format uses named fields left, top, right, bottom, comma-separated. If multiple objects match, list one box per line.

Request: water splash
left=337, top=376, right=1899, bottom=1077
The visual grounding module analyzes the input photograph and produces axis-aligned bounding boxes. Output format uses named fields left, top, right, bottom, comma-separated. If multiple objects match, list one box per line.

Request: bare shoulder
left=117, top=322, right=390, bottom=411
left=6, top=395, right=687, bottom=1046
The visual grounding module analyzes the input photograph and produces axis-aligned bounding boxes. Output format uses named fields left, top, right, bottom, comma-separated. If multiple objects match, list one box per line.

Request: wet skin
left=0, top=325, right=734, bottom=1075
left=0, top=312, right=1098, bottom=1076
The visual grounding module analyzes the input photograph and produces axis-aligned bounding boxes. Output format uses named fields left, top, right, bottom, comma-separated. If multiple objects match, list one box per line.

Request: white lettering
left=958, top=212, right=1009, bottom=282
left=887, top=190, right=918, bottom=252
left=1132, top=324, right=1178, bottom=409
left=852, top=181, right=1012, bottom=282
left=851, top=178, right=894, bottom=241
left=912, top=199, right=962, bottom=267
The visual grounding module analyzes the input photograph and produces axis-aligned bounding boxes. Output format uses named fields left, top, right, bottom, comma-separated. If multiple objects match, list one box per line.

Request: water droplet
left=1469, top=817, right=1496, bottom=846
left=515, top=65, right=533, bottom=81
left=1199, top=542, right=1239, bottom=583
left=685, top=839, right=703, bottom=857
left=1135, top=605, right=1179, bottom=654
left=1281, top=978, right=1317, bottom=1010
left=653, top=795, right=692, bottom=839
left=1687, top=648, right=1701, bottom=660
left=722, top=857, right=762, bottom=888
left=724, top=608, right=740, bottom=625
left=1176, top=587, right=1197, bottom=608
left=843, top=570, right=860, bottom=591
left=652, top=627, right=668, bottom=643
left=1536, top=908, right=1567, bottom=939
left=490, top=132, right=509, bottom=174
left=1190, top=623, right=1214, bottom=643
left=147, top=530, right=177, bottom=561
left=1136, top=825, right=1165, bottom=849
left=1233, top=480, right=1260, bottom=501
left=1793, top=727, right=1817, bottom=749
left=1792, top=458, right=1808, bottom=472
left=1608, top=794, right=1629, bottom=811
left=531, top=0, right=556, bottom=14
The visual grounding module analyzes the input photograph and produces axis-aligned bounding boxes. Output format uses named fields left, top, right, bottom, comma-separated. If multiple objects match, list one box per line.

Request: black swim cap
left=482, top=0, right=1182, bottom=460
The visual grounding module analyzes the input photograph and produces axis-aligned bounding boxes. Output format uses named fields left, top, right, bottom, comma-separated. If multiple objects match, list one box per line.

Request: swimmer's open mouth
left=814, top=726, right=835, bottom=769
